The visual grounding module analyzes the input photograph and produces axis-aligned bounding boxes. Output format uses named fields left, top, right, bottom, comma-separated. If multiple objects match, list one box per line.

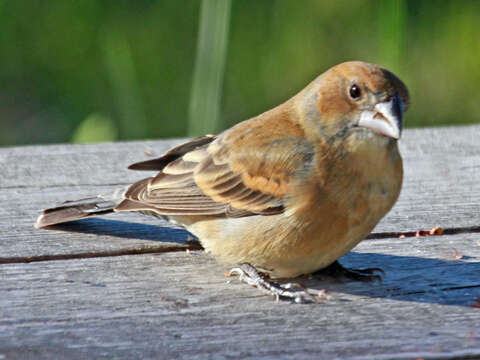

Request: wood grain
left=1, top=127, right=480, bottom=259
left=1, top=125, right=480, bottom=359
left=1, top=234, right=479, bottom=359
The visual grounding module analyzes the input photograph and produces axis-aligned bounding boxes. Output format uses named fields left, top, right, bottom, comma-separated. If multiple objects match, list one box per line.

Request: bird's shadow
left=49, top=217, right=198, bottom=245
left=305, top=251, right=480, bottom=308
left=48, top=218, right=480, bottom=308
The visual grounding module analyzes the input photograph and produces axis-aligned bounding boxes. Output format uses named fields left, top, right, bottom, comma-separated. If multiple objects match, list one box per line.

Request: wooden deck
left=1, top=126, right=480, bottom=359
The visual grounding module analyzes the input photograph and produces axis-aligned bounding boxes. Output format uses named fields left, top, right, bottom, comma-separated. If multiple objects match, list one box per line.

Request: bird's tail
left=35, top=190, right=125, bottom=229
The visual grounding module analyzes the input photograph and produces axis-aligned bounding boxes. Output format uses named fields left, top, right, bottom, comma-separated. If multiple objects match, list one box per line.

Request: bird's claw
left=228, top=263, right=316, bottom=303
left=314, top=260, right=384, bottom=283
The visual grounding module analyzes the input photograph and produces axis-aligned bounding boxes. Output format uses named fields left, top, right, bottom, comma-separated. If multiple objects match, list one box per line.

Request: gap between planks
left=366, top=225, right=480, bottom=239
left=0, top=243, right=202, bottom=264
left=1, top=224, right=479, bottom=265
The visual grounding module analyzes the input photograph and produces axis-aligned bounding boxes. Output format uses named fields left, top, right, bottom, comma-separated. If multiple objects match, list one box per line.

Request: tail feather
left=35, top=196, right=118, bottom=228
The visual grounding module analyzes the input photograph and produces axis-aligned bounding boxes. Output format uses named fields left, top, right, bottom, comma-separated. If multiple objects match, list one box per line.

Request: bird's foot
left=313, top=260, right=384, bottom=283
left=227, top=263, right=315, bottom=303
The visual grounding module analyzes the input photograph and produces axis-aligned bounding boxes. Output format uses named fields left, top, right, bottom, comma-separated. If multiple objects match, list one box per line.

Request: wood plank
left=3, top=121, right=480, bottom=360
left=0, top=185, right=197, bottom=261
left=0, top=139, right=183, bottom=188
left=1, top=233, right=479, bottom=359
left=382, top=125, right=480, bottom=232
left=1, top=125, right=480, bottom=260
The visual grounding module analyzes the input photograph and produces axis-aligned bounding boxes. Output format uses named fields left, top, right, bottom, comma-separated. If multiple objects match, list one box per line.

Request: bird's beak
left=358, top=93, right=403, bottom=139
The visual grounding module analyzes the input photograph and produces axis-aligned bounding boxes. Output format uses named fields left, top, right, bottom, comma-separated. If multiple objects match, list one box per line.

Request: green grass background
left=0, top=0, right=479, bottom=146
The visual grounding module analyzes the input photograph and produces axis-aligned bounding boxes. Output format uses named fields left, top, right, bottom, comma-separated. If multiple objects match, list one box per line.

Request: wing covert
left=116, top=127, right=313, bottom=218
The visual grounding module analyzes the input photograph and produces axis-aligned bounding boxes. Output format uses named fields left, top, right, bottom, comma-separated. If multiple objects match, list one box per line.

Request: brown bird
left=36, top=61, right=409, bottom=302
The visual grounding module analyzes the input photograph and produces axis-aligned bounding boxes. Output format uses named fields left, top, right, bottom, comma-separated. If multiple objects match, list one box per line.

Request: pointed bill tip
left=358, top=94, right=403, bottom=139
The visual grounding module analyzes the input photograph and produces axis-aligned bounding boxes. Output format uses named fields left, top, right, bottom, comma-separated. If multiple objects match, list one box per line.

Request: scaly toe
left=228, top=263, right=316, bottom=303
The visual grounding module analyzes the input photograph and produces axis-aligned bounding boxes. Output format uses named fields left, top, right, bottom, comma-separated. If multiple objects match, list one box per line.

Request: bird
left=36, top=61, right=409, bottom=302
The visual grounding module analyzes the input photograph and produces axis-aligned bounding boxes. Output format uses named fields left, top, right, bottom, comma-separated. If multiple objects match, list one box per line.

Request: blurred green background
left=0, top=0, right=479, bottom=146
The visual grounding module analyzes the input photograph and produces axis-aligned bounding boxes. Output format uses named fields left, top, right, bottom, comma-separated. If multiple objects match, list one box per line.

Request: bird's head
left=298, top=61, right=410, bottom=145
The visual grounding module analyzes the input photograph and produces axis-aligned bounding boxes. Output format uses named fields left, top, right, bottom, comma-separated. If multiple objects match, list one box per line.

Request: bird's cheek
left=316, top=92, right=354, bottom=126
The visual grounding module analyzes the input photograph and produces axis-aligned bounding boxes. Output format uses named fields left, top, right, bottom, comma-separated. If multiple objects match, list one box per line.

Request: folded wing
left=116, top=126, right=314, bottom=218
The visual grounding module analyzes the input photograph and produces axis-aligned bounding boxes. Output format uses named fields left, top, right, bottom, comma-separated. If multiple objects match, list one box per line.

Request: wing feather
left=115, top=126, right=313, bottom=218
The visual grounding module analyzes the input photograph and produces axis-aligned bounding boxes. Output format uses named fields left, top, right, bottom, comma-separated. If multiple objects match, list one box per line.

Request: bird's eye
left=349, top=84, right=361, bottom=99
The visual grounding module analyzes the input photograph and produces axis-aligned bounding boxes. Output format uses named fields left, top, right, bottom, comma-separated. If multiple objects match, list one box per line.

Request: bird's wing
left=116, top=129, right=313, bottom=218
left=128, top=135, right=216, bottom=171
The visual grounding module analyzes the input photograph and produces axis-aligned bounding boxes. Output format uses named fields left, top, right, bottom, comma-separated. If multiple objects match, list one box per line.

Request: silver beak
left=358, top=93, right=403, bottom=139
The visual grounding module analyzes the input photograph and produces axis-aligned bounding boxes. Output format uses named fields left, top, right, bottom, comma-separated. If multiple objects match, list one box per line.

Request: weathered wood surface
left=1, top=126, right=480, bottom=359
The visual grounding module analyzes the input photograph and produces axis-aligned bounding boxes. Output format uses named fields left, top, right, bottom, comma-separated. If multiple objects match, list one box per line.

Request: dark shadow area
left=47, top=218, right=199, bottom=245
left=40, top=218, right=480, bottom=307
left=302, top=251, right=480, bottom=308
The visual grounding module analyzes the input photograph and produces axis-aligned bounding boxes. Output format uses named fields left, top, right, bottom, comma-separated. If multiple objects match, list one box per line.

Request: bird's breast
left=269, top=140, right=403, bottom=276
left=188, top=142, right=402, bottom=278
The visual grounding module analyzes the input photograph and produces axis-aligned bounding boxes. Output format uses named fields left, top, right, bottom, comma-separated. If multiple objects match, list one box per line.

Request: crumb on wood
left=144, top=147, right=156, bottom=157
left=402, top=226, right=444, bottom=238
left=429, top=226, right=443, bottom=235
